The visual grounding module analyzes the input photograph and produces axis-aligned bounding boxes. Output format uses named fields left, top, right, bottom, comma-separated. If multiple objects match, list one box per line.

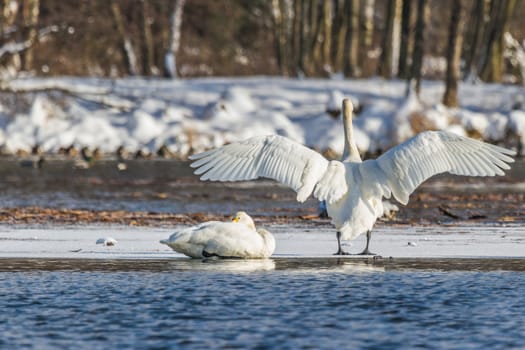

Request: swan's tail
left=159, top=239, right=168, bottom=245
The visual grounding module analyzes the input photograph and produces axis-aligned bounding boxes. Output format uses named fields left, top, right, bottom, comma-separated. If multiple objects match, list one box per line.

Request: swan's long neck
left=342, top=99, right=362, bottom=163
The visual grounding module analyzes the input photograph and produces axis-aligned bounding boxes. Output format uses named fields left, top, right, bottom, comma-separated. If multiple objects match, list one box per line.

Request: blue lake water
left=1, top=259, right=524, bottom=349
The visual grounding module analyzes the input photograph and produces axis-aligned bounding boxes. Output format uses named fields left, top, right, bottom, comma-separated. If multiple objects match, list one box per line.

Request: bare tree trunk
left=443, top=0, right=467, bottom=107
left=463, top=0, right=486, bottom=82
left=141, top=0, right=156, bottom=75
left=21, top=0, right=39, bottom=71
left=1, top=0, right=21, bottom=72
left=111, top=1, right=138, bottom=76
left=321, top=0, right=332, bottom=72
left=298, top=0, right=307, bottom=75
left=410, top=0, right=427, bottom=95
left=309, top=0, right=322, bottom=74
left=391, top=0, right=402, bottom=77
left=305, top=0, right=320, bottom=74
left=2, top=1, right=19, bottom=41
left=271, top=0, right=283, bottom=74
left=282, top=0, right=293, bottom=74
left=292, top=0, right=300, bottom=75
left=378, top=0, right=401, bottom=78
left=271, top=0, right=293, bottom=76
left=164, top=0, right=185, bottom=78
left=362, top=0, right=375, bottom=49
left=398, top=0, right=412, bottom=79
left=332, top=0, right=346, bottom=72
left=480, top=0, right=516, bottom=82
left=344, top=0, right=360, bottom=77
left=476, top=0, right=498, bottom=81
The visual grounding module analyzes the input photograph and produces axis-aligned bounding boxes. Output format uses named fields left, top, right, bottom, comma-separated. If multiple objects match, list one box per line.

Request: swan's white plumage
left=375, top=131, right=514, bottom=204
left=190, top=135, right=345, bottom=203
left=190, top=99, right=515, bottom=250
left=160, top=212, right=275, bottom=259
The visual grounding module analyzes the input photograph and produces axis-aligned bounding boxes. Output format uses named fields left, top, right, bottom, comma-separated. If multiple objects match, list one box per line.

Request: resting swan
left=160, top=211, right=275, bottom=259
left=190, top=99, right=515, bottom=255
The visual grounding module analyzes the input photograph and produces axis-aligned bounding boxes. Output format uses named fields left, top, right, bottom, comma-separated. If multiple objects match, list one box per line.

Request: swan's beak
left=232, top=216, right=240, bottom=223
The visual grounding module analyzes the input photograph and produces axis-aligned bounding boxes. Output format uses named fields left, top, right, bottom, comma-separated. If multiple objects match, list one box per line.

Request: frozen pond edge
left=0, top=224, right=523, bottom=262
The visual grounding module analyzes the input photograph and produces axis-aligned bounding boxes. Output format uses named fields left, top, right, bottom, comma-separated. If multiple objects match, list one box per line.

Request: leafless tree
left=297, top=0, right=308, bottom=75
left=141, top=0, right=156, bottom=75
left=443, top=0, right=467, bottom=107
left=343, top=0, right=360, bottom=77
left=320, top=0, right=332, bottom=72
left=21, top=0, right=39, bottom=71
left=362, top=0, right=375, bottom=50
left=398, top=0, right=412, bottom=79
left=164, top=0, right=185, bottom=78
left=1, top=0, right=21, bottom=72
left=409, top=0, right=426, bottom=95
left=480, top=0, right=517, bottom=82
left=378, top=0, right=401, bottom=79
left=463, top=0, right=487, bottom=82
left=111, top=1, right=138, bottom=76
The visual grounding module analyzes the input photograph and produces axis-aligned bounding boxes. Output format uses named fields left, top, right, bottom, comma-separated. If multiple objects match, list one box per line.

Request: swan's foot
left=334, top=231, right=350, bottom=255
left=356, top=248, right=378, bottom=256
left=333, top=249, right=350, bottom=256
left=356, top=230, right=378, bottom=256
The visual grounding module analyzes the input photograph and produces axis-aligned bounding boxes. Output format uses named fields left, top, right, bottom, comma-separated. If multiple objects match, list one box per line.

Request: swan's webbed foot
left=333, top=249, right=350, bottom=256
left=356, top=230, right=379, bottom=256
left=356, top=248, right=377, bottom=256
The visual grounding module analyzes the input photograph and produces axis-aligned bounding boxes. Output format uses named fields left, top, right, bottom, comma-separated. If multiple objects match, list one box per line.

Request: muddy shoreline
left=0, top=158, right=522, bottom=227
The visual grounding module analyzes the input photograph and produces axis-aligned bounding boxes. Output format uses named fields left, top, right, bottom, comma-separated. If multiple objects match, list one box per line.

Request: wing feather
left=190, top=135, right=344, bottom=203
left=375, top=131, right=515, bottom=204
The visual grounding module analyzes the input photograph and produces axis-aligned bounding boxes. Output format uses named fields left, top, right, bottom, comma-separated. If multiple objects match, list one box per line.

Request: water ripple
left=1, top=263, right=524, bottom=349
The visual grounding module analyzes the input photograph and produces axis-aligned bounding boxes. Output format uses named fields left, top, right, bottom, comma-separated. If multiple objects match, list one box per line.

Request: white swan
left=160, top=211, right=275, bottom=259
left=190, top=99, right=515, bottom=255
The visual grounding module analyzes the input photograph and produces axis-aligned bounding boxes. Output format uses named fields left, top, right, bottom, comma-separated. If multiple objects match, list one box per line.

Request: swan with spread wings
left=190, top=99, right=515, bottom=255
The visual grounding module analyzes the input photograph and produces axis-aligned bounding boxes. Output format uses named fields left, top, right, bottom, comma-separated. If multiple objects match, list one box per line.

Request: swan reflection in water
left=171, top=258, right=277, bottom=273
left=167, top=258, right=385, bottom=273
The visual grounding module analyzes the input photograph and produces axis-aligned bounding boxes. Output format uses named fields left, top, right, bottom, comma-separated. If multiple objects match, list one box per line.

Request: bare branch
left=0, top=78, right=134, bottom=111
left=0, top=25, right=58, bottom=60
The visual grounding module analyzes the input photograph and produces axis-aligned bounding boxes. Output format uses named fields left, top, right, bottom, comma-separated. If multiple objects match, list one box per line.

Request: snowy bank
left=0, top=77, right=524, bottom=157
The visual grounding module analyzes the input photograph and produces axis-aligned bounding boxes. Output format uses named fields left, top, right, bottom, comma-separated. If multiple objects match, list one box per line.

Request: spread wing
left=190, top=135, right=347, bottom=203
left=373, top=131, right=515, bottom=204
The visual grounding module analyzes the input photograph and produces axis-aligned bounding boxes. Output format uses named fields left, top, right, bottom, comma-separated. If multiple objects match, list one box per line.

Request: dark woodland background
left=1, top=0, right=523, bottom=89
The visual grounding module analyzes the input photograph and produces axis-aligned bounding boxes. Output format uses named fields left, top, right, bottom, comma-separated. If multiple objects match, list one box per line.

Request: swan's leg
left=358, top=230, right=376, bottom=255
left=318, top=200, right=328, bottom=218
left=334, top=231, right=350, bottom=255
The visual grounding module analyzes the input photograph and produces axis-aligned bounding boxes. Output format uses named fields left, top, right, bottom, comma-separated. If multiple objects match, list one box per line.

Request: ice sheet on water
left=0, top=225, right=523, bottom=260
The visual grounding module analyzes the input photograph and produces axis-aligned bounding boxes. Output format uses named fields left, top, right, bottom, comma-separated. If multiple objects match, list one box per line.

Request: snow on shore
left=0, top=77, right=523, bottom=157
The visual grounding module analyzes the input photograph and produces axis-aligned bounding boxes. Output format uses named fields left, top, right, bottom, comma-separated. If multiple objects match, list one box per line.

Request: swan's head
left=342, top=98, right=353, bottom=122
left=231, top=211, right=256, bottom=230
